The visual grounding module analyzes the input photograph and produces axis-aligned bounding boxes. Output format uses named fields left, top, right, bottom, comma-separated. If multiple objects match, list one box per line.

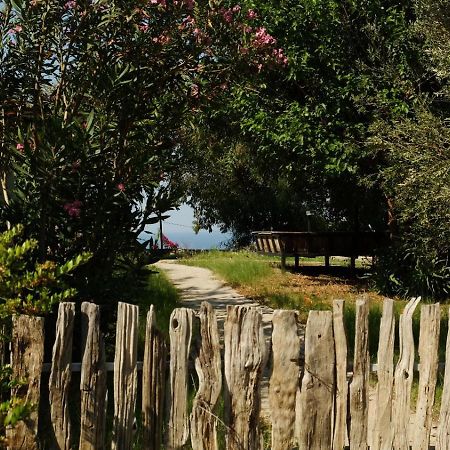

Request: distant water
left=139, top=230, right=231, bottom=250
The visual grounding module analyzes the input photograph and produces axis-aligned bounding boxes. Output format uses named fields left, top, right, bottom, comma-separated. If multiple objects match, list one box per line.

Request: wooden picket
left=8, top=296, right=450, bottom=450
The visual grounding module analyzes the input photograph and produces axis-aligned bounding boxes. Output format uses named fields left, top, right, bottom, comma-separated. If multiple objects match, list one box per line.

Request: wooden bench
left=252, top=231, right=390, bottom=269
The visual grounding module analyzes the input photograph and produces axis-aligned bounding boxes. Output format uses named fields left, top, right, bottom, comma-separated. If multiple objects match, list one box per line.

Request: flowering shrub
left=162, top=234, right=179, bottom=250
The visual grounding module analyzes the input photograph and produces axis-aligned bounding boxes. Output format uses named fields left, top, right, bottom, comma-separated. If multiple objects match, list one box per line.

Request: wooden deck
left=252, top=231, right=390, bottom=269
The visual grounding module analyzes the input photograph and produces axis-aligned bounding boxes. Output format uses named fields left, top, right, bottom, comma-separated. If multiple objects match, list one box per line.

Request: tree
left=0, top=0, right=284, bottom=298
left=185, top=0, right=420, bottom=243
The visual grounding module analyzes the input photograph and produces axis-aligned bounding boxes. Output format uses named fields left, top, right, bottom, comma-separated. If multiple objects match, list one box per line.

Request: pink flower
left=252, top=27, right=276, bottom=47
left=117, top=183, right=125, bottom=191
left=16, top=143, right=24, bottom=151
left=8, top=25, right=22, bottom=34
left=244, top=26, right=253, bottom=33
left=64, top=1, right=76, bottom=9
left=222, top=9, right=233, bottom=23
left=232, top=4, right=241, bottom=13
left=64, top=200, right=82, bottom=218
left=247, top=9, right=257, bottom=19
left=139, top=24, right=149, bottom=32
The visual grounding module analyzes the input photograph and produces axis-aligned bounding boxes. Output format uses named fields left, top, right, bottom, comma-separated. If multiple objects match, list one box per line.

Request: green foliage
left=0, top=0, right=279, bottom=300
left=186, top=0, right=420, bottom=240
left=370, top=109, right=450, bottom=298
left=0, top=225, right=91, bottom=316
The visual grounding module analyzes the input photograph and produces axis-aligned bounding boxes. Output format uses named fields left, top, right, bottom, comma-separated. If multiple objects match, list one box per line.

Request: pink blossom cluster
left=149, top=0, right=167, bottom=7
left=16, top=143, right=24, bottom=151
left=247, top=9, right=257, bottom=19
left=220, top=5, right=241, bottom=23
left=64, top=1, right=77, bottom=9
left=64, top=200, right=82, bottom=218
left=252, top=27, right=276, bottom=47
left=153, top=33, right=171, bottom=44
left=8, top=25, right=22, bottom=35
left=162, top=234, right=179, bottom=250
left=117, top=183, right=125, bottom=192
left=273, top=48, right=288, bottom=66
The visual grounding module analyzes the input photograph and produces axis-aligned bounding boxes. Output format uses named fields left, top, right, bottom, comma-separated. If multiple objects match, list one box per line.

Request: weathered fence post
left=167, top=308, right=194, bottom=450
left=49, top=302, right=75, bottom=450
left=79, top=302, right=107, bottom=450
left=112, top=302, right=139, bottom=450
left=372, top=298, right=395, bottom=450
left=142, top=305, right=167, bottom=450
left=298, top=310, right=335, bottom=450
left=332, top=299, right=348, bottom=450
left=224, top=305, right=267, bottom=450
left=437, top=308, right=450, bottom=450
left=413, top=303, right=440, bottom=450
left=349, top=297, right=370, bottom=450
left=269, top=309, right=301, bottom=450
left=392, top=296, right=420, bottom=450
left=7, top=315, right=44, bottom=450
left=190, top=302, right=222, bottom=450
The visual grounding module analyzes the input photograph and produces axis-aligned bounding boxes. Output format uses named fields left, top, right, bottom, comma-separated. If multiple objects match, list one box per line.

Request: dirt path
left=155, top=260, right=276, bottom=415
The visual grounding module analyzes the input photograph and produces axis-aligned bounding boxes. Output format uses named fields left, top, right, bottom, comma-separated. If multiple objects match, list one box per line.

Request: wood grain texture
left=392, top=296, right=420, bottom=450
left=142, top=305, right=167, bottom=450
left=112, top=302, right=139, bottom=450
left=49, top=302, right=75, bottom=450
left=349, top=298, right=370, bottom=450
left=166, top=308, right=194, bottom=450
left=437, top=308, right=450, bottom=450
left=372, top=298, right=395, bottom=450
left=190, top=302, right=222, bottom=450
left=412, top=303, right=440, bottom=450
left=224, top=305, right=267, bottom=450
left=269, top=310, right=301, bottom=450
left=332, top=299, right=348, bottom=450
left=298, top=310, right=335, bottom=450
left=7, top=315, right=44, bottom=450
left=79, top=302, right=107, bottom=450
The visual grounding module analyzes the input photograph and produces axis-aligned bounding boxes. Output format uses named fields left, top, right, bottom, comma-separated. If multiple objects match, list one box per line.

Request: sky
left=141, top=203, right=231, bottom=249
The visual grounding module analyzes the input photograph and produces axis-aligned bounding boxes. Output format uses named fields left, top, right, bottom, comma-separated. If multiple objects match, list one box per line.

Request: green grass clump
left=135, top=266, right=181, bottom=345
left=181, top=250, right=273, bottom=287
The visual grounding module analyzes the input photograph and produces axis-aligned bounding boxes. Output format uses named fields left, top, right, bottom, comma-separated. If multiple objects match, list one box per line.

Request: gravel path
left=154, top=260, right=275, bottom=416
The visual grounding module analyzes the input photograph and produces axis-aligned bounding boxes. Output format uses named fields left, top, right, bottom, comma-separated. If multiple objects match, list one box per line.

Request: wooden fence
left=5, top=297, right=450, bottom=449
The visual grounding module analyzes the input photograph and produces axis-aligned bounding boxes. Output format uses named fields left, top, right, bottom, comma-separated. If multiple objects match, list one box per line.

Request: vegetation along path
left=154, top=260, right=284, bottom=417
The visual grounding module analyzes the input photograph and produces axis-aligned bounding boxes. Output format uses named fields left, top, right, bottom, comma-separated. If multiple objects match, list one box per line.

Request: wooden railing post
left=224, top=305, right=267, bottom=450
left=49, top=302, right=75, bottom=450
left=112, top=302, right=139, bottom=450
left=190, top=302, right=222, bottom=450
left=298, top=310, right=335, bottom=450
left=7, top=315, right=45, bottom=450
left=79, top=302, right=107, bottom=450
left=142, top=305, right=167, bottom=450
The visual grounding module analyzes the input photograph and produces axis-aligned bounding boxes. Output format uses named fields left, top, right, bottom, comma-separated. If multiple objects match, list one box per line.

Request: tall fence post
left=7, top=315, right=45, bottom=450
left=224, top=306, right=267, bottom=450
left=298, top=310, right=335, bottom=450
left=269, top=309, right=301, bottom=450
left=142, top=305, right=167, bottom=450
left=190, top=302, right=222, bottom=450
left=332, top=299, right=348, bottom=450
left=373, top=298, right=395, bottom=450
left=392, top=296, right=420, bottom=450
left=79, top=302, right=107, bottom=450
left=167, top=308, right=194, bottom=450
left=413, top=303, right=440, bottom=450
left=112, top=302, right=139, bottom=450
left=437, top=308, right=450, bottom=450
left=349, top=297, right=370, bottom=450
left=49, top=302, right=75, bottom=450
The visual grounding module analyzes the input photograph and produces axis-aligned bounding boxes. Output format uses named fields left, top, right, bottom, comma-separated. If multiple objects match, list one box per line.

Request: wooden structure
left=253, top=230, right=389, bottom=269
left=7, top=297, right=450, bottom=449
